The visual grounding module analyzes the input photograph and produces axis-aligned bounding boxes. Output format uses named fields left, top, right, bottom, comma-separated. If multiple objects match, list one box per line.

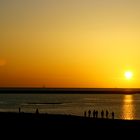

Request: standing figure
left=93, top=110, right=96, bottom=118
left=19, top=107, right=21, bottom=113
left=106, top=110, right=109, bottom=119
left=101, top=110, right=104, bottom=118
left=96, top=110, right=98, bottom=118
left=88, top=110, right=91, bottom=117
left=36, top=108, right=39, bottom=114
left=112, top=112, right=115, bottom=119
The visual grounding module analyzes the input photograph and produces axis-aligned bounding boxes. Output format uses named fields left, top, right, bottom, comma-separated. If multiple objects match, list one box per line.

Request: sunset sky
left=1, top=0, right=140, bottom=88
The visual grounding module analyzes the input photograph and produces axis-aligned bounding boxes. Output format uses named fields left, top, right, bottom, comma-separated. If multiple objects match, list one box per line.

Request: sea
left=0, top=93, right=139, bottom=120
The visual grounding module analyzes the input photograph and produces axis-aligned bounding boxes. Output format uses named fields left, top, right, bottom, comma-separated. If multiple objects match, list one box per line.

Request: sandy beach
left=0, top=112, right=139, bottom=138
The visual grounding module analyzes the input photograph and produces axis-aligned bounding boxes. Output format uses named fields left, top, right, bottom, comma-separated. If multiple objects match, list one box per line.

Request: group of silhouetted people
left=84, top=109, right=115, bottom=119
left=18, top=107, right=115, bottom=119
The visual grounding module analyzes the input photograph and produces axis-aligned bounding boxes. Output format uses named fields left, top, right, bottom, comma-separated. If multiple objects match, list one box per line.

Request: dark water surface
left=0, top=93, right=139, bottom=120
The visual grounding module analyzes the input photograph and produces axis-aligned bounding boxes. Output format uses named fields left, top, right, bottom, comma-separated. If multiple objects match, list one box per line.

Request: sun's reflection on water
left=122, top=95, right=134, bottom=120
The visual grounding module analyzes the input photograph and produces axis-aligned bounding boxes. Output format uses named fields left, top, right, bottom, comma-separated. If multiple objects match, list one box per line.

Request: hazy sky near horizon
left=1, top=0, right=140, bottom=88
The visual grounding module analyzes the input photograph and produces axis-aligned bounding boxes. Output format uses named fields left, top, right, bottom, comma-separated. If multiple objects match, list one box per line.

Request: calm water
left=0, top=94, right=140, bottom=120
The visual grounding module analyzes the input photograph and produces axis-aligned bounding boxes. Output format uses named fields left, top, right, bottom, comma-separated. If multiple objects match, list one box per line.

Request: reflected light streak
left=122, top=95, right=134, bottom=120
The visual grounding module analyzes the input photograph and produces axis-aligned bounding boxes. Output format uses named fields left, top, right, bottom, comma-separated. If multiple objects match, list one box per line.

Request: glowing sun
left=125, top=71, right=133, bottom=80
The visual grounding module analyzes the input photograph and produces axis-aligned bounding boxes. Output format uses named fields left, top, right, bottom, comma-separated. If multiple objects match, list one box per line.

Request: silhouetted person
left=36, top=108, right=39, bottom=114
left=88, top=110, right=91, bottom=117
left=19, top=107, right=21, bottom=113
left=84, top=111, right=87, bottom=117
left=95, top=110, right=98, bottom=118
left=101, top=110, right=104, bottom=118
left=93, top=110, right=96, bottom=118
left=106, top=110, right=109, bottom=119
left=112, top=112, right=114, bottom=119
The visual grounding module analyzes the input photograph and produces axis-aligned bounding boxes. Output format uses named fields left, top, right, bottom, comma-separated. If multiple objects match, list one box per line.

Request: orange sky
left=1, top=0, right=140, bottom=88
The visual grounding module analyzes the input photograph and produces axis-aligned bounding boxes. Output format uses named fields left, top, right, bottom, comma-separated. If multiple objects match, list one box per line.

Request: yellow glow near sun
left=125, top=71, right=133, bottom=80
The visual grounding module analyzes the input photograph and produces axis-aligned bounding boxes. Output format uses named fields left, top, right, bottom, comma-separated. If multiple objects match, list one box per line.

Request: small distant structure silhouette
left=112, top=112, right=115, bottom=119
left=84, top=111, right=87, bottom=117
left=88, top=110, right=91, bottom=117
left=101, top=110, right=104, bottom=118
left=106, top=110, right=109, bottom=119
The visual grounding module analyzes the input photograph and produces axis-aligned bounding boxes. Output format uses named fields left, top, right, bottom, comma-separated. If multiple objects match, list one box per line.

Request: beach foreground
left=0, top=112, right=139, bottom=138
